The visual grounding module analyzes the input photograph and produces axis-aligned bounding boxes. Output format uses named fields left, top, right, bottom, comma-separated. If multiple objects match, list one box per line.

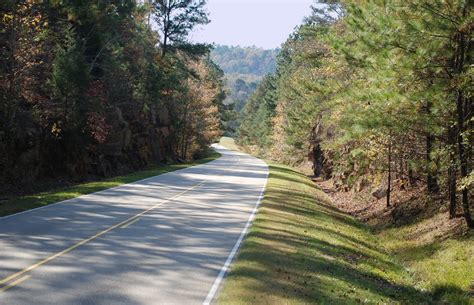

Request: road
left=0, top=145, right=268, bottom=305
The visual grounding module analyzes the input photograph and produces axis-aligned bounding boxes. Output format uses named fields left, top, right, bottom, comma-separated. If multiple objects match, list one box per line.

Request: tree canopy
left=0, top=0, right=224, bottom=194
left=237, top=0, right=474, bottom=227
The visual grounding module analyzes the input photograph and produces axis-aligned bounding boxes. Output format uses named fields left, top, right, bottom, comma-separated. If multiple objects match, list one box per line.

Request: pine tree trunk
left=454, top=21, right=473, bottom=227
left=387, top=139, right=392, bottom=208
left=180, top=131, right=186, bottom=159
left=448, top=126, right=457, bottom=219
left=457, top=90, right=473, bottom=227
left=446, top=3, right=473, bottom=226
left=425, top=100, right=439, bottom=193
left=426, top=133, right=439, bottom=193
left=183, top=135, right=189, bottom=160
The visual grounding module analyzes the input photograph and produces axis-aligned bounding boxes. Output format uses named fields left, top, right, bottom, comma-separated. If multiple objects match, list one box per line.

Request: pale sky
left=191, top=0, right=315, bottom=49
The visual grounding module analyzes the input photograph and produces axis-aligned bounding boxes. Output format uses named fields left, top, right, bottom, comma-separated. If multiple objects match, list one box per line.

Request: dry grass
left=219, top=137, right=241, bottom=151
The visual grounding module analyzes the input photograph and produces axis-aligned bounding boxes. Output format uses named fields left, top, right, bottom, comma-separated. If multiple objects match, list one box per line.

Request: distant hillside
left=211, top=45, right=278, bottom=135
left=210, top=45, right=279, bottom=96
left=211, top=45, right=279, bottom=107
left=211, top=45, right=279, bottom=76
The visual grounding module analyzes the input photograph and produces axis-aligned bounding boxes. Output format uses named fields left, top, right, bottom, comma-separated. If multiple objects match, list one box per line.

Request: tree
left=237, top=0, right=474, bottom=228
left=0, top=0, right=222, bottom=194
left=152, top=0, right=209, bottom=56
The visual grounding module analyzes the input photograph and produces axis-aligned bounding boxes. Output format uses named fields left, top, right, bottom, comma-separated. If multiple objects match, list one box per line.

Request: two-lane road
left=0, top=146, right=268, bottom=305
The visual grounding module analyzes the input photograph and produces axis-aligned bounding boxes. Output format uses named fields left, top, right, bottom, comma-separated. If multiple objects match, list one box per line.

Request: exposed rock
left=102, top=107, right=133, bottom=157
left=372, top=188, right=387, bottom=200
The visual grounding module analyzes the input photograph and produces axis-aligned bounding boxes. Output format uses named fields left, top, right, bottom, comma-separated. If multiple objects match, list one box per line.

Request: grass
left=218, top=163, right=473, bottom=305
left=220, top=136, right=241, bottom=151
left=218, top=162, right=433, bottom=305
left=219, top=137, right=473, bottom=304
left=380, top=217, right=474, bottom=304
left=0, top=150, right=221, bottom=217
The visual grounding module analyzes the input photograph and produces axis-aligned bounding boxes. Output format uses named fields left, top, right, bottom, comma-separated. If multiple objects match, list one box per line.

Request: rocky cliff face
left=0, top=104, right=178, bottom=197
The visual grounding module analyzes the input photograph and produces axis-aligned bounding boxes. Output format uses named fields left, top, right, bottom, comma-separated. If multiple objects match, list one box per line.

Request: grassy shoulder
left=380, top=216, right=473, bottom=304
left=0, top=150, right=221, bottom=217
left=218, top=138, right=472, bottom=304
left=220, top=136, right=241, bottom=151
left=218, top=162, right=432, bottom=305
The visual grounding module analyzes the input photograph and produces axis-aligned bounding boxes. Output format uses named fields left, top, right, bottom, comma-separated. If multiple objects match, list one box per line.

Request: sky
left=190, top=0, right=315, bottom=49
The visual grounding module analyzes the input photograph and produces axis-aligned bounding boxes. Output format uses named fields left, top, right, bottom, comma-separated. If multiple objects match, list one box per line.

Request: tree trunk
left=425, top=101, right=439, bottom=193
left=161, top=5, right=171, bottom=57
left=457, top=90, right=473, bottom=227
left=448, top=126, right=457, bottom=219
left=453, top=19, right=473, bottom=227
left=162, top=33, right=168, bottom=57
left=387, top=139, right=392, bottom=208
left=408, top=167, right=416, bottom=186
left=183, top=134, right=190, bottom=160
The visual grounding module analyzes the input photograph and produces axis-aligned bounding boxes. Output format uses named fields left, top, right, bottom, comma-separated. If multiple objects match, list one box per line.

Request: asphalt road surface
left=0, top=145, right=268, bottom=305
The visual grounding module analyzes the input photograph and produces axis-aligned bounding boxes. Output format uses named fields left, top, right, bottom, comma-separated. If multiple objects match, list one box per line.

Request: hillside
left=210, top=46, right=278, bottom=107
left=219, top=138, right=473, bottom=305
left=234, top=1, right=474, bottom=303
left=210, top=45, right=278, bottom=134
left=0, top=2, right=224, bottom=197
left=211, top=45, right=278, bottom=77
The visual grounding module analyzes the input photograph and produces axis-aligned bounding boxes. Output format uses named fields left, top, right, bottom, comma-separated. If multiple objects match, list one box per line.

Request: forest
left=210, top=45, right=278, bottom=134
left=211, top=45, right=278, bottom=77
left=0, top=0, right=225, bottom=196
left=0, top=0, right=473, bottom=304
left=238, top=0, right=474, bottom=228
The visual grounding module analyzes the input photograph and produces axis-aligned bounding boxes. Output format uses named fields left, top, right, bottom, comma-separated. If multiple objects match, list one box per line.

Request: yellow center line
left=0, top=154, right=242, bottom=292
left=0, top=275, right=31, bottom=293
left=120, top=218, right=140, bottom=229
left=0, top=179, right=208, bottom=289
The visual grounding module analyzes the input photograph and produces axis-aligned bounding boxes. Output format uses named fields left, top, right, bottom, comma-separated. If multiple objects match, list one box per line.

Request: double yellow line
left=0, top=179, right=208, bottom=293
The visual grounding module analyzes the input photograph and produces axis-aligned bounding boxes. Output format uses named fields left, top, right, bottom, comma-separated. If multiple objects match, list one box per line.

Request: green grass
left=0, top=150, right=221, bottom=217
left=219, top=137, right=241, bottom=151
left=217, top=162, right=458, bottom=305
left=217, top=137, right=473, bottom=304
left=380, top=218, right=474, bottom=304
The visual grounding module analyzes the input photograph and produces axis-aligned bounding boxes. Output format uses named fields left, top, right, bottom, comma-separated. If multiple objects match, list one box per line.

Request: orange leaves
left=86, top=113, right=111, bottom=144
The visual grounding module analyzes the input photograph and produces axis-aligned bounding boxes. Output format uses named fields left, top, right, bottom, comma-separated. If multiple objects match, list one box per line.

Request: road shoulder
left=0, top=151, right=221, bottom=218
left=217, top=162, right=432, bottom=305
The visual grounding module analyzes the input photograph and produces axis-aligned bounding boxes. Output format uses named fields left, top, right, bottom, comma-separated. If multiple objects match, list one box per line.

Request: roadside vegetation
left=380, top=217, right=474, bottom=301
left=1, top=1, right=225, bottom=198
left=0, top=150, right=220, bottom=217
left=219, top=139, right=472, bottom=304
left=237, top=1, right=473, bottom=228
left=232, top=1, right=474, bottom=303
left=219, top=162, right=431, bottom=305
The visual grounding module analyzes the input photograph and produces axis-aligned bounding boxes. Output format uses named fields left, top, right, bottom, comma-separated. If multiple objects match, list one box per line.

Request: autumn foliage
left=0, top=1, right=224, bottom=194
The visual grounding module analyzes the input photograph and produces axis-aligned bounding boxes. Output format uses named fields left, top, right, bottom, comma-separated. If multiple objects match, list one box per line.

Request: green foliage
left=237, top=0, right=473, bottom=223
left=153, top=0, right=210, bottom=55
left=238, top=75, right=278, bottom=148
left=0, top=0, right=225, bottom=194
left=219, top=163, right=436, bottom=304
left=211, top=45, right=278, bottom=76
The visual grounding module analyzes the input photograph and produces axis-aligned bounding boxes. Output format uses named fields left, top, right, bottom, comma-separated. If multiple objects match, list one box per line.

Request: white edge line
left=203, top=162, right=269, bottom=305
left=0, top=153, right=224, bottom=221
